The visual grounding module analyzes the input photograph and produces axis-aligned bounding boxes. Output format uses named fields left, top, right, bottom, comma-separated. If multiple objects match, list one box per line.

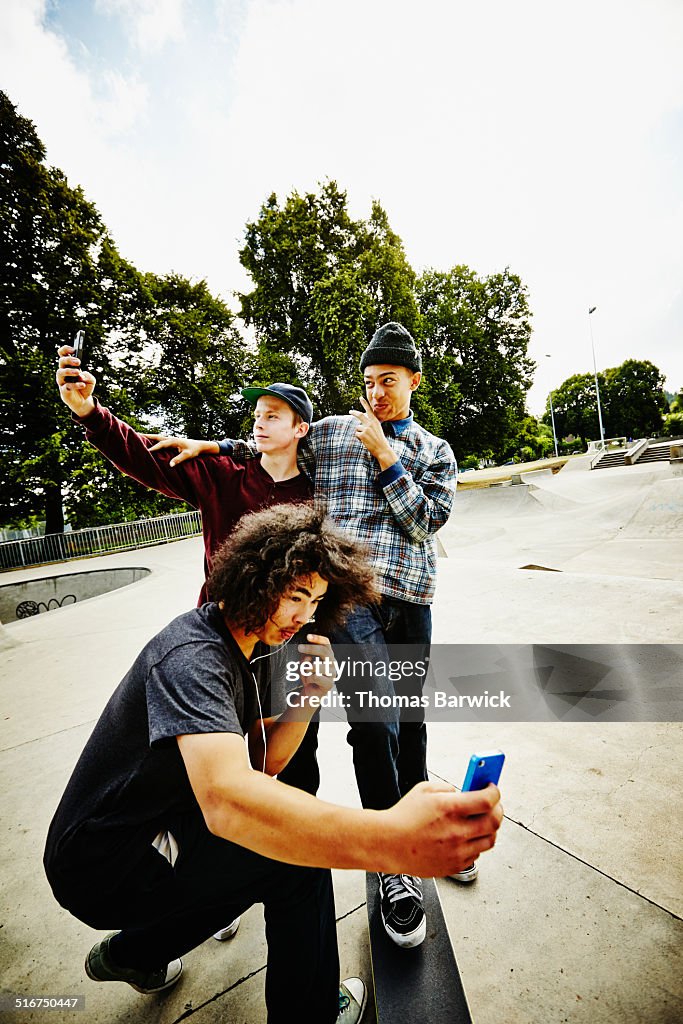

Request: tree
left=0, top=92, right=168, bottom=533
left=601, top=359, right=667, bottom=437
left=663, top=389, right=683, bottom=436
left=140, top=273, right=249, bottom=439
left=503, top=415, right=555, bottom=462
left=238, top=181, right=419, bottom=415
left=546, top=373, right=601, bottom=445
left=415, top=266, right=534, bottom=461
left=548, top=359, right=668, bottom=443
left=662, top=412, right=683, bottom=437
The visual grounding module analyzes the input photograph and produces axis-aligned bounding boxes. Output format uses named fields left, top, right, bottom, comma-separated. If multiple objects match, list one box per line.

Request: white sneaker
left=337, top=977, right=366, bottom=1022
left=449, top=862, right=478, bottom=883
left=212, top=917, right=241, bottom=941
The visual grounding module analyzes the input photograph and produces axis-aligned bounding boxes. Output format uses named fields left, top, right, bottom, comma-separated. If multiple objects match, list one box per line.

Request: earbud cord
left=249, top=635, right=297, bottom=774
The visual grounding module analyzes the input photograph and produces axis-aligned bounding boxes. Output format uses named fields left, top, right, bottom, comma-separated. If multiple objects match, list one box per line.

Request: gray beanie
left=359, top=322, right=422, bottom=374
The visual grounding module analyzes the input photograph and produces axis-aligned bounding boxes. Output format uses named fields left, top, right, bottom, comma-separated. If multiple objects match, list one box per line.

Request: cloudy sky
left=2, top=0, right=682, bottom=414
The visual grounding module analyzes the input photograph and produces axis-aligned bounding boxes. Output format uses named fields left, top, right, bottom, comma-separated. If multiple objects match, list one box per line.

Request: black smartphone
left=64, top=330, right=85, bottom=383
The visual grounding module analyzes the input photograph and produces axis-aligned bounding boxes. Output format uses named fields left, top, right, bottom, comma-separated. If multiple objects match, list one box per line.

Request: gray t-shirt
left=44, top=603, right=284, bottom=893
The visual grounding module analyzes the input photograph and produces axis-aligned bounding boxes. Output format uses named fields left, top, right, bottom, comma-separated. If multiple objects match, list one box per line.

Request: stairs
left=593, top=449, right=627, bottom=469
left=592, top=441, right=671, bottom=470
left=636, top=442, right=671, bottom=465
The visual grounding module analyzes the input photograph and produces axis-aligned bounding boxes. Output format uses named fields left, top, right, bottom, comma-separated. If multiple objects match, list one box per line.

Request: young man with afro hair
left=44, top=504, right=502, bottom=1024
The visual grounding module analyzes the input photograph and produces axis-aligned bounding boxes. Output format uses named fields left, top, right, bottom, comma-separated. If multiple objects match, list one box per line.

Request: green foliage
left=548, top=359, right=668, bottom=442
left=140, top=273, right=248, bottom=438
left=668, top=389, right=683, bottom=414
left=602, top=359, right=667, bottom=437
left=661, top=412, right=683, bottom=437
left=238, top=182, right=419, bottom=414
left=416, top=266, right=534, bottom=461
left=502, top=416, right=555, bottom=462
left=546, top=374, right=600, bottom=444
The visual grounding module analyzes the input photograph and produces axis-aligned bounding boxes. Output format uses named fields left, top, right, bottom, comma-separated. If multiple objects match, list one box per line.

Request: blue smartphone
left=462, top=750, right=505, bottom=791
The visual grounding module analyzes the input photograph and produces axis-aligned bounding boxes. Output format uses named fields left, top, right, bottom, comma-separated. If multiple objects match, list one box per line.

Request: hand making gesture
left=349, top=396, right=399, bottom=471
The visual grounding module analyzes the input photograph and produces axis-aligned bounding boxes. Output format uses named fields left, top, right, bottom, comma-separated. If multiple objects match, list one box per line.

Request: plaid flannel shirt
left=220, top=414, right=457, bottom=606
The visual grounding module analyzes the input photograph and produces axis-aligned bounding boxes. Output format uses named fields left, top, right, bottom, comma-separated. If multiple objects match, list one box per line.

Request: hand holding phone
left=57, top=335, right=96, bottom=417
left=462, top=750, right=505, bottom=792
left=63, top=330, right=85, bottom=383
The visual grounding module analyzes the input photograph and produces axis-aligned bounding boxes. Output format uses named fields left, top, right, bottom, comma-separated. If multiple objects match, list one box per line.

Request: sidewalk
left=1, top=496, right=682, bottom=1021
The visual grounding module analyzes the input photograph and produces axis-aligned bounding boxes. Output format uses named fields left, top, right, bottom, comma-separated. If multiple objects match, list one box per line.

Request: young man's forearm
left=202, top=768, right=501, bottom=878
left=181, top=733, right=502, bottom=876
left=204, top=769, right=393, bottom=871
left=251, top=705, right=317, bottom=776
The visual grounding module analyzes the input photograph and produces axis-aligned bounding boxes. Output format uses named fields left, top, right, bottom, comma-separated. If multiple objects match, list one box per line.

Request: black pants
left=57, top=811, right=339, bottom=1024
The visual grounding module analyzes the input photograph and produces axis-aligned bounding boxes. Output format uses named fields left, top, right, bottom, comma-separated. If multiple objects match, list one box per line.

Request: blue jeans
left=331, top=598, right=432, bottom=811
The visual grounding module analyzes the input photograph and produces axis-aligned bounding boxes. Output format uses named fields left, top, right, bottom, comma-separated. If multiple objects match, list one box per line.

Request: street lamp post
left=548, top=393, right=559, bottom=458
left=588, top=306, right=606, bottom=445
left=544, top=354, right=559, bottom=457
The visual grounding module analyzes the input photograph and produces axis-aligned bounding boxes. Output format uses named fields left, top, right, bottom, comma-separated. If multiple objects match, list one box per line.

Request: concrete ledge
left=624, top=437, right=648, bottom=465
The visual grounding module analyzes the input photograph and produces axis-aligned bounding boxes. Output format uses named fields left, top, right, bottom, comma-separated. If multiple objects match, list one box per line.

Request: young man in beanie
left=44, top=503, right=505, bottom=1023
left=154, top=322, right=458, bottom=949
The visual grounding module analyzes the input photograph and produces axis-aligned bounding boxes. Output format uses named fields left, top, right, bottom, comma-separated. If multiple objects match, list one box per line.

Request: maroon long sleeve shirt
left=76, top=400, right=313, bottom=604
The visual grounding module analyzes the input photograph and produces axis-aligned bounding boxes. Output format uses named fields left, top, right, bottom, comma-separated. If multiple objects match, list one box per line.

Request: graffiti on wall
left=16, top=595, right=77, bottom=618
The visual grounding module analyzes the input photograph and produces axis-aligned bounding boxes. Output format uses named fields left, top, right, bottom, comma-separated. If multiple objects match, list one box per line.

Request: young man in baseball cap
left=56, top=358, right=322, bottom=887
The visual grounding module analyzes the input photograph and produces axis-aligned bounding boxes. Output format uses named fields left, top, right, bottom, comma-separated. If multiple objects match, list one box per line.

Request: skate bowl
left=0, top=566, right=151, bottom=622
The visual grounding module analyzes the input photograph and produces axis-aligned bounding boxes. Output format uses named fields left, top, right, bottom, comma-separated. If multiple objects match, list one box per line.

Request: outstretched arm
left=148, top=435, right=259, bottom=465
left=57, top=346, right=214, bottom=504
left=150, top=431, right=317, bottom=476
left=179, top=729, right=503, bottom=876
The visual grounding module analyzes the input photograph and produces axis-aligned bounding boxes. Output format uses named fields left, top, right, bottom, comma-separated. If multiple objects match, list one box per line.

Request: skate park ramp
left=439, top=461, right=683, bottom=582
left=620, top=477, right=683, bottom=538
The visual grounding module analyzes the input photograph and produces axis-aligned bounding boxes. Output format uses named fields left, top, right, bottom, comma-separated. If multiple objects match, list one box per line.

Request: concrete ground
left=1, top=459, right=682, bottom=1023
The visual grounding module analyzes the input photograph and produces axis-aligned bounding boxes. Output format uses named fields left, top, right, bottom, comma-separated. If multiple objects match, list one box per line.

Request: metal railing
left=0, top=510, right=202, bottom=572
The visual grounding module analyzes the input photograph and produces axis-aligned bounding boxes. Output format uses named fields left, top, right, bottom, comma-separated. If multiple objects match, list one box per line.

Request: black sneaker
left=377, top=873, right=426, bottom=948
left=85, top=932, right=182, bottom=994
